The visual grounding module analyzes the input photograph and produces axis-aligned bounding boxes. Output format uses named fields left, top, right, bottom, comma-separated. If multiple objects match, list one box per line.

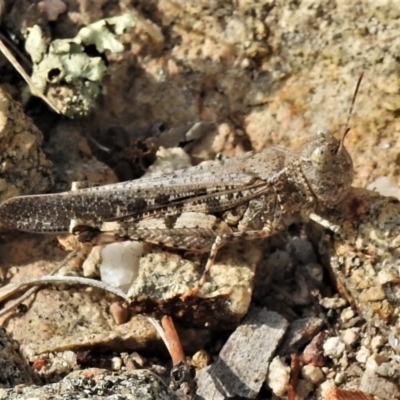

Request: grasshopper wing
left=0, top=147, right=286, bottom=233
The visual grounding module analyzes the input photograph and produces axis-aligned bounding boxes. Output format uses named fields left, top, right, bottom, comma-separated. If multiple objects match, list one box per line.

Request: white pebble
left=340, top=307, right=355, bottom=322
left=323, top=337, right=345, bottom=359
left=389, top=329, right=400, bottom=352
left=365, top=355, right=379, bottom=371
left=144, top=147, right=192, bottom=176
left=319, top=297, right=347, bottom=309
left=356, top=346, right=371, bottom=363
left=111, top=356, right=122, bottom=370
left=100, top=241, right=143, bottom=291
left=61, top=350, right=77, bottom=365
left=341, top=328, right=359, bottom=347
left=266, top=356, right=290, bottom=396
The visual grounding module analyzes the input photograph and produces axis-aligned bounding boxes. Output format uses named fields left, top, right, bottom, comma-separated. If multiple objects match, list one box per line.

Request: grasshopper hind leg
left=181, top=228, right=273, bottom=299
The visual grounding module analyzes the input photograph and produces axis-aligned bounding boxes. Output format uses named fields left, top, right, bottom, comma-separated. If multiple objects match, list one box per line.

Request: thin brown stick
left=147, top=316, right=196, bottom=399
left=288, top=353, right=300, bottom=400
left=161, top=315, right=186, bottom=366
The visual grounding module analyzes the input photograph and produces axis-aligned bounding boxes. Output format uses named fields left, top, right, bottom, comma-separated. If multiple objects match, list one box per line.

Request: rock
left=0, top=328, right=38, bottom=388
left=278, top=318, right=325, bottom=356
left=0, top=368, right=180, bottom=400
left=0, top=89, right=52, bottom=208
left=360, top=368, right=400, bottom=400
left=197, top=308, right=288, bottom=399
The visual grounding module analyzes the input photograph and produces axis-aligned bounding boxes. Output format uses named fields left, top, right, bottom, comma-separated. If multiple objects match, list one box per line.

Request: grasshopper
left=0, top=76, right=363, bottom=296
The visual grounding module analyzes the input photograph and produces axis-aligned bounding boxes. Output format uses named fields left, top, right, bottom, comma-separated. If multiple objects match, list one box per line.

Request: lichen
left=24, top=13, right=135, bottom=117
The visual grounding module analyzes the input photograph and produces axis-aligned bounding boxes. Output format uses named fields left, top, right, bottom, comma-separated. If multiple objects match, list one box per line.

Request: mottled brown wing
left=0, top=147, right=286, bottom=233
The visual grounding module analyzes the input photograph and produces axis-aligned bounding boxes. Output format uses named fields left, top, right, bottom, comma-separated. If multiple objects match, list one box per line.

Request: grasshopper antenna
left=338, top=72, right=364, bottom=153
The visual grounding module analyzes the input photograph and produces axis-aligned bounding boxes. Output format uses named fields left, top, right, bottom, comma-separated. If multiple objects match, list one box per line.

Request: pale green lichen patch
left=24, top=13, right=135, bottom=117
left=77, top=13, right=135, bottom=53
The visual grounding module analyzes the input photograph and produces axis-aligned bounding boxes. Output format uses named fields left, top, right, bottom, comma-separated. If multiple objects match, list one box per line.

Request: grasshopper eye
left=310, top=146, right=326, bottom=163
left=310, top=142, right=339, bottom=164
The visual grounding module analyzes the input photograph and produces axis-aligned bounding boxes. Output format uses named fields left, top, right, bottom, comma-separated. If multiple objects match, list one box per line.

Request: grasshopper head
left=294, top=130, right=354, bottom=205
left=288, top=74, right=362, bottom=206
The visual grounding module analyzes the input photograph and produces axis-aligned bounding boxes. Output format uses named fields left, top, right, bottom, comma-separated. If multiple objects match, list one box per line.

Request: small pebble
left=388, top=330, right=400, bottom=352
left=144, top=147, right=192, bottom=176
left=362, top=337, right=371, bottom=347
left=266, top=356, right=290, bottom=397
left=317, top=379, right=336, bottom=399
left=109, top=302, right=129, bottom=325
left=365, top=356, right=379, bottom=371
left=192, top=349, right=210, bottom=369
left=151, top=364, right=167, bottom=375
left=100, top=241, right=143, bottom=291
left=124, top=352, right=146, bottom=369
left=111, top=357, right=122, bottom=370
left=378, top=269, right=400, bottom=284
left=323, top=337, right=345, bottom=359
left=376, top=362, right=396, bottom=378
left=356, top=346, right=371, bottom=363
left=82, top=246, right=102, bottom=278
left=301, top=365, right=325, bottom=385
left=303, top=332, right=326, bottom=366
left=62, top=351, right=77, bottom=365
left=340, top=328, right=359, bottom=347
left=359, top=285, right=386, bottom=302
left=371, top=335, right=384, bottom=352
left=325, top=370, right=337, bottom=379
left=334, top=372, right=345, bottom=385
left=340, top=307, right=355, bottom=322
left=319, top=297, right=347, bottom=309
left=38, top=0, right=67, bottom=21
left=338, top=353, right=349, bottom=369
